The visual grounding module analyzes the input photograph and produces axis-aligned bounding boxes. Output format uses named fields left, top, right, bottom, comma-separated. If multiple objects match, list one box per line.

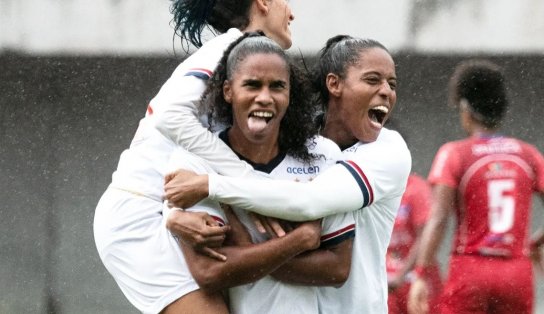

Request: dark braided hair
left=449, top=59, right=508, bottom=129
left=202, top=32, right=320, bottom=164
left=170, top=0, right=253, bottom=48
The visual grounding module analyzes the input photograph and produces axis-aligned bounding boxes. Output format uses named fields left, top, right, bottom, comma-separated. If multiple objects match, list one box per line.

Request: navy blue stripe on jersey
left=184, top=68, right=213, bottom=80
left=338, top=160, right=374, bottom=208
left=320, top=224, right=355, bottom=248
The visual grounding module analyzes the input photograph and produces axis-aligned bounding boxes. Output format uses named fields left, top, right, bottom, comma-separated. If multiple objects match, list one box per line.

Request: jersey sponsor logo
left=286, top=166, right=320, bottom=175
left=472, top=141, right=521, bottom=155
left=184, top=68, right=213, bottom=80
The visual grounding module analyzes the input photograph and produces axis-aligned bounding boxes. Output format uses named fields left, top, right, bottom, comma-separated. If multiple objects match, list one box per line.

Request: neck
left=227, top=128, right=280, bottom=164
left=322, top=108, right=357, bottom=150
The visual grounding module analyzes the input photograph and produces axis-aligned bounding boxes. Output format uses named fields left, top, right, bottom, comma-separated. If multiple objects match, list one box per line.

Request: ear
left=326, top=73, right=342, bottom=98
left=253, top=0, right=271, bottom=15
left=223, top=80, right=233, bottom=104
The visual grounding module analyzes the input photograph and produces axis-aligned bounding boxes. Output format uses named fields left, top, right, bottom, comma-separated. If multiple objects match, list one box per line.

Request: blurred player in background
left=408, top=59, right=544, bottom=314
left=387, top=173, right=442, bottom=314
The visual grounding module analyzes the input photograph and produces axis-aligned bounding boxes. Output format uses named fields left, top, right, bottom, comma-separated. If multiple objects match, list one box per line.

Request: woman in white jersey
left=168, top=33, right=355, bottom=313
left=93, top=1, right=297, bottom=313
left=165, top=35, right=412, bottom=314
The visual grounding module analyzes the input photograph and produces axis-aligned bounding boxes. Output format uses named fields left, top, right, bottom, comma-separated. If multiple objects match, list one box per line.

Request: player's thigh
left=490, top=258, right=533, bottom=314
left=161, top=289, right=228, bottom=314
left=440, top=257, right=487, bottom=314
left=94, top=189, right=200, bottom=313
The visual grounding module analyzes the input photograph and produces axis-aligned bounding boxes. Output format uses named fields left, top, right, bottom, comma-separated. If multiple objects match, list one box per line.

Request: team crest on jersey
left=484, top=162, right=516, bottom=179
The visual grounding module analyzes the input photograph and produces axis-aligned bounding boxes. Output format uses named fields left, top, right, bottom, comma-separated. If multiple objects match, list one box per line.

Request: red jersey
left=387, top=174, right=432, bottom=276
left=428, top=135, right=544, bottom=258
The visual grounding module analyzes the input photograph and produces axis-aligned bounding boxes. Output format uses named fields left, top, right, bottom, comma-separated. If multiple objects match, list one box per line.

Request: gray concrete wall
left=2, top=0, right=544, bottom=55
left=1, top=54, right=543, bottom=313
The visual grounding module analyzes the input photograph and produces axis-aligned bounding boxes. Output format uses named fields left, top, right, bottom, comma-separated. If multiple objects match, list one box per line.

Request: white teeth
left=251, top=111, right=273, bottom=118
left=373, top=105, right=389, bottom=114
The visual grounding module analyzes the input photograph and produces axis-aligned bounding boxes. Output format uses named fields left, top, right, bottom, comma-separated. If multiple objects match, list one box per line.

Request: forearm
left=272, top=240, right=352, bottom=286
left=155, top=97, right=255, bottom=178
left=415, top=215, right=448, bottom=268
left=209, top=164, right=364, bottom=221
left=183, top=228, right=317, bottom=292
left=531, top=228, right=544, bottom=248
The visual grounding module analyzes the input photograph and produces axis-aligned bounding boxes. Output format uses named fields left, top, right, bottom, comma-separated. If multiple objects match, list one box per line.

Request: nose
left=378, top=80, right=394, bottom=97
left=256, top=88, right=273, bottom=105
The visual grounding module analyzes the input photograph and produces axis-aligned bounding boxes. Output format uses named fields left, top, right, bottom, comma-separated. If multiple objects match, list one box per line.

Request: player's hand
left=407, top=277, right=429, bottom=314
left=387, top=274, right=404, bottom=292
left=166, top=210, right=229, bottom=261
left=250, top=212, right=288, bottom=238
left=222, top=204, right=253, bottom=247
left=164, top=169, right=209, bottom=209
left=293, top=219, right=322, bottom=251
left=530, top=243, right=544, bottom=275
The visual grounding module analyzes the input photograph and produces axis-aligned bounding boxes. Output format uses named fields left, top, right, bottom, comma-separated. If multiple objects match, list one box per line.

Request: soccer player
left=407, top=59, right=544, bottom=314
left=93, top=1, right=300, bottom=313
left=387, top=173, right=442, bottom=314
left=166, top=34, right=355, bottom=313
left=164, top=35, right=412, bottom=314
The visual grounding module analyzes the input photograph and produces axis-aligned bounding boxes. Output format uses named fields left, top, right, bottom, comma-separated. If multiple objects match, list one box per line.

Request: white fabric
left=94, top=29, right=253, bottom=314
left=207, top=128, right=411, bottom=313
left=318, top=128, right=411, bottom=314
left=168, top=136, right=356, bottom=313
left=94, top=188, right=198, bottom=314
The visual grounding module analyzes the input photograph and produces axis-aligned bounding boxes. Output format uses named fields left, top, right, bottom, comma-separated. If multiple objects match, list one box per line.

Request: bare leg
left=161, top=289, right=229, bottom=314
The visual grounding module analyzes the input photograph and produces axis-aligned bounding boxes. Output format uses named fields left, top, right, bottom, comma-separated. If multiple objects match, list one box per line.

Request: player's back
left=430, top=135, right=544, bottom=258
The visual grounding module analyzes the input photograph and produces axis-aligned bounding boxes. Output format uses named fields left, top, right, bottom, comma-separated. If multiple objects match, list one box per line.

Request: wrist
left=413, top=265, right=431, bottom=280
left=530, top=239, right=543, bottom=250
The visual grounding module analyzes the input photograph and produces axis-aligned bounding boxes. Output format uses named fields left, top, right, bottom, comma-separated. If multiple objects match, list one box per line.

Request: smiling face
left=330, top=47, right=397, bottom=144
left=223, top=52, right=290, bottom=150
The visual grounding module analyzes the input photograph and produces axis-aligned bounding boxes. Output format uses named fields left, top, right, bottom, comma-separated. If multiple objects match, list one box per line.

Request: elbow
left=330, top=263, right=351, bottom=287
left=191, top=265, right=224, bottom=293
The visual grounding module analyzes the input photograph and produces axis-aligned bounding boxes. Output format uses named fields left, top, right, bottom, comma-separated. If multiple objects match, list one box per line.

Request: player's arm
left=529, top=193, right=544, bottom=273
left=271, top=237, right=353, bottom=287
left=182, top=210, right=322, bottom=293
left=165, top=164, right=366, bottom=221
left=390, top=180, right=432, bottom=291
left=408, top=184, right=454, bottom=314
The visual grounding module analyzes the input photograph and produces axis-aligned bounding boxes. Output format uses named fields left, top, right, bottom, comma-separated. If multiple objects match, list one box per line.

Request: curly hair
left=170, top=0, right=253, bottom=48
left=201, top=33, right=320, bottom=164
left=448, top=59, right=508, bottom=129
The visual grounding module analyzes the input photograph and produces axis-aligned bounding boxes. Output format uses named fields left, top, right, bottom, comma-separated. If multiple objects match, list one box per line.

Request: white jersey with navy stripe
left=318, top=128, right=411, bottom=314
left=109, top=28, right=254, bottom=200
left=170, top=135, right=356, bottom=314
left=229, top=136, right=355, bottom=314
left=206, top=128, right=411, bottom=313
left=94, top=29, right=255, bottom=314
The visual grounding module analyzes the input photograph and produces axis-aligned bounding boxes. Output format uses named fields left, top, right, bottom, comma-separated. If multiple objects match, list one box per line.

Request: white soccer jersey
left=318, top=128, right=411, bottom=314
left=169, top=135, right=356, bottom=314
left=94, top=29, right=255, bottom=314
left=206, top=128, right=411, bottom=313
left=109, top=27, right=252, bottom=201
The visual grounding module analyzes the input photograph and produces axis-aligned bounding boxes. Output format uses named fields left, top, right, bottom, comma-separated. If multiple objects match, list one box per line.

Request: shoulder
left=307, top=135, right=342, bottom=160
left=173, top=29, right=244, bottom=78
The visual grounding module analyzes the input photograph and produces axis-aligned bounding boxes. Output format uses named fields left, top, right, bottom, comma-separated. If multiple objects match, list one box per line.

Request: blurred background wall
left=1, top=0, right=544, bottom=313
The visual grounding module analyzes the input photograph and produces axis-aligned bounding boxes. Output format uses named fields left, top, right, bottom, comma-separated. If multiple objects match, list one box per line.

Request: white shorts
left=93, top=187, right=199, bottom=314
